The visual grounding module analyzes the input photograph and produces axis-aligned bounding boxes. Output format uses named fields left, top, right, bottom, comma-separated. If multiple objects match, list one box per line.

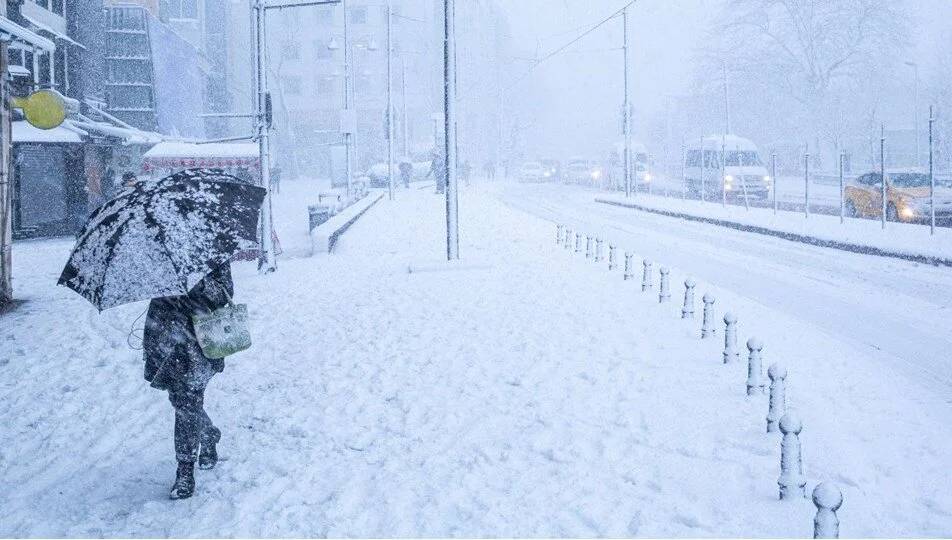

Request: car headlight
left=591, top=170, right=602, bottom=179
left=643, top=173, right=652, bottom=182
left=900, top=205, right=916, bottom=219
left=544, top=171, right=551, bottom=177
left=724, top=175, right=734, bottom=183
left=763, top=175, right=772, bottom=183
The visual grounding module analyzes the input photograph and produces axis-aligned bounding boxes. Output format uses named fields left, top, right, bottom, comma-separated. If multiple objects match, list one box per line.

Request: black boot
left=169, top=461, right=195, bottom=500
left=198, top=426, right=221, bottom=470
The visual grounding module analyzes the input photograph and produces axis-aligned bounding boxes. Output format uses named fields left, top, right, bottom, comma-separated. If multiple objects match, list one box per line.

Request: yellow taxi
left=844, top=170, right=952, bottom=223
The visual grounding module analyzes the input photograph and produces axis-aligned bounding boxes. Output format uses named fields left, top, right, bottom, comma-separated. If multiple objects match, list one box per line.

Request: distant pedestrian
left=399, top=160, right=413, bottom=188
left=121, top=171, right=138, bottom=188
left=428, top=149, right=447, bottom=194
left=143, top=263, right=234, bottom=500
left=484, top=161, right=496, bottom=181
left=460, top=160, right=472, bottom=186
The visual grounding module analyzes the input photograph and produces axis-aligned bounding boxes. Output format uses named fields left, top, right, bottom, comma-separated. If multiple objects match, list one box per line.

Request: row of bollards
left=554, top=223, right=843, bottom=538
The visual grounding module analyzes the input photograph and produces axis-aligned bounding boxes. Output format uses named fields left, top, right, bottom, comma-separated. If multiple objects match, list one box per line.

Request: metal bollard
left=746, top=338, right=765, bottom=396
left=766, top=363, right=787, bottom=432
left=658, top=267, right=671, bottom=303
left=608, top=245, right=617, bottom=270
left=623, top=253, right=634, bottom=280
left=641, top=260, right=653, bottom=292
left=585, top=235, right=593, bottom=259
left=778, top=412, right=807, bottom=500
left=574, top=233, right=582, bottom=253
left=594, top=238, right=604, bottom=262
left=722, top=312, right=739, bottom=363
left=556, top=224, right=563, bottom=245
left=813, top=483, right=843, bottom=539
left=701, top=294, right=716, bottom=338
left=564, top=228, right=573, bottom=250
left=682, top=278, right=696, bottom=319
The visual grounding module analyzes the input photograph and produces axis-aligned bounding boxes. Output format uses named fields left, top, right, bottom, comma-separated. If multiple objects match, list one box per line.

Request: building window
left=314, top=40, right=333, bottom=59
left=164, top=0, right=200, bottom=20
left=349, top=7, right=367, bottom=24
left=283, top=76, right=302, bottom=96
left=282, top=41, right=301, bottom=60
left=315, top=7, right=334, bottom=25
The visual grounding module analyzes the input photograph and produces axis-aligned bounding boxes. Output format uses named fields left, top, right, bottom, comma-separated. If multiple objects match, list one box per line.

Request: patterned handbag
left=191, top=302, right=252, bottom=359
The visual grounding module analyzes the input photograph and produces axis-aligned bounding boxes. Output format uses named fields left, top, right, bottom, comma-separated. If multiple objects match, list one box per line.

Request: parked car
left=844, top=170, right=952, bottom=222
left=684, top=135, right=770, bottom=200
left=519, top=161, right=546, bottom=182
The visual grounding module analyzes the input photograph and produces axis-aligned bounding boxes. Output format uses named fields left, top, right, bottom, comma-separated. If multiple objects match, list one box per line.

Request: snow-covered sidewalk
left=2, top=183, right=951, bottom=536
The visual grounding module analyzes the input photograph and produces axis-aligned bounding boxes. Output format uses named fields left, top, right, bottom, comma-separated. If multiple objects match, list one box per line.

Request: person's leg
left=168, top=387, right=204, bottom=499
left=198, top=397, right=221, bottom=470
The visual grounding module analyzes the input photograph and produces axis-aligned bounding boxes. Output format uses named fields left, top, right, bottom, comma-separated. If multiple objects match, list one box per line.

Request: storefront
left=141, top=141, right=260, bottom=184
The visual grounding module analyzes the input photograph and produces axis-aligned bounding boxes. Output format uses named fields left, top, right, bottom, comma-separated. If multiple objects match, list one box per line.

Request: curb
left=595, top=197, right=952, bottom=268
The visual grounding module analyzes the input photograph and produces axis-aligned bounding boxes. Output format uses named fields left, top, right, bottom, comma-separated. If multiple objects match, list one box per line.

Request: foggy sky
left=497, top=0, right=952, bottom=159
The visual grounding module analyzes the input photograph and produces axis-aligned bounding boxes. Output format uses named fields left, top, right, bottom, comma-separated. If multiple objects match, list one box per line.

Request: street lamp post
left=386, top=0, right=394, bottom=201
left=622, top=6, right=632, bottom=198
left=444, top=0, right=459, bottom=260
left=252, top=0, right=276, bottom=273
left=905, top=61, right=920, bottom=167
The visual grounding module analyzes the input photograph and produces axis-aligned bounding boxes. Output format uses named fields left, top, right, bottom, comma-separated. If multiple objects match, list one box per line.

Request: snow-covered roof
left=697, top=134, right=759, bottom=150
left=12, top=121, right=83, bottom=144
left=143, top=141, right=259, bottom=159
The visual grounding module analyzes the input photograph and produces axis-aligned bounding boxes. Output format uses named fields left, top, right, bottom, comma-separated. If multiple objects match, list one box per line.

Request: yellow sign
left=11, top=89, right=67, bottom=130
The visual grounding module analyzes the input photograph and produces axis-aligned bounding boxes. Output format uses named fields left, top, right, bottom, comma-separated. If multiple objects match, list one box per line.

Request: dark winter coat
left=143, top=264, right=234, bottom=391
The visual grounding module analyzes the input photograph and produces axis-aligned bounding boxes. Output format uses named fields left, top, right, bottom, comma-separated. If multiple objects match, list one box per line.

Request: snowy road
left=489, top=181, right=952, bottom=402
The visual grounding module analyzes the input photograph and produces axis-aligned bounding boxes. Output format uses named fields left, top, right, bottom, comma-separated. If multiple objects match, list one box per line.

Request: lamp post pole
left=386, top=0, right=394, bottom=201
left=622, top=6, right=632, bottom=198
left=444, top=0, right=459, bottom=260
left=253, top=0, right=276, bottom=273
left=342, top=0, right=353, bottom=195
left=905, top=61, right=920, bottom=167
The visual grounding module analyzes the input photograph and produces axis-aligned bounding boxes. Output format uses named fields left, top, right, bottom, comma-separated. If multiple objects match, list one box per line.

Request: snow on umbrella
left=58, top=169, right=266, bottom=311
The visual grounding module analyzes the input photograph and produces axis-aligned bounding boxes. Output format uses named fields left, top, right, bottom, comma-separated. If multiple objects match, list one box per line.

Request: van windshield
left=724, top=151, right=762, bottom=167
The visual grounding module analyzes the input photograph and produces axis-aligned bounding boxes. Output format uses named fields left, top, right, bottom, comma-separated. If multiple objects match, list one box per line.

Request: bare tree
left=696, top=0, right=910, bottom=167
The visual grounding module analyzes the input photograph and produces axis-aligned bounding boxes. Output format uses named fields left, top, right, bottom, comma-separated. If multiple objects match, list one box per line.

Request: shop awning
left=12, top=121, right=83, bottom=144
left=0, top=16, right=55, bottom=52
left=67, top=120, right=163, bottom=146
left=142, top=141, right=260, bottom=172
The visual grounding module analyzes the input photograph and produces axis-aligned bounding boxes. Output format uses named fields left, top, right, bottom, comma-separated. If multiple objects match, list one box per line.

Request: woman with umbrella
left=59, top=169, right=266, bottom=500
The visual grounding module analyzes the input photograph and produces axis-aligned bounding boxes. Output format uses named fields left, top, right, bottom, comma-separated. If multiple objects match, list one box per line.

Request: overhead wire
left=505, top=0, right=637, bottom=91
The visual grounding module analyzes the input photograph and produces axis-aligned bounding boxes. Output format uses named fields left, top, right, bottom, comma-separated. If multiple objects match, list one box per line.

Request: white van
left=684, top=135, right=770, bottom=200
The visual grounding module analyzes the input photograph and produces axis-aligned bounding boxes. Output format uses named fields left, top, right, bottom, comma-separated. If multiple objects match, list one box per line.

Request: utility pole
left=444, top=0, right=459, bottom=260
left=723, top=60, right=731, bottom=134
left=253, top=0, right=276, bottom=273
left=401, top=56, right=409, bottom=157
left=0, top=40, right=11, bottom=305
left=622, top=6, right=632, bottom=198
left=386, top=0, right=394, bottom=200
left=342, top=0, right=353, bottom=195
left=252, top=0, right=342, bottom=273
left=905, top=61, right=920, bottom=167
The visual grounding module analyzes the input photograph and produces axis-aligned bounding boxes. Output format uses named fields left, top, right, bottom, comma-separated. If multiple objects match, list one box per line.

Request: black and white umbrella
left=58, top=169, right=266, bottom=311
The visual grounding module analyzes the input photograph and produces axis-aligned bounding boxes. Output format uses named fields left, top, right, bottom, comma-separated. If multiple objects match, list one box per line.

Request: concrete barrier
left=310, top=191, right=385, bottom=254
